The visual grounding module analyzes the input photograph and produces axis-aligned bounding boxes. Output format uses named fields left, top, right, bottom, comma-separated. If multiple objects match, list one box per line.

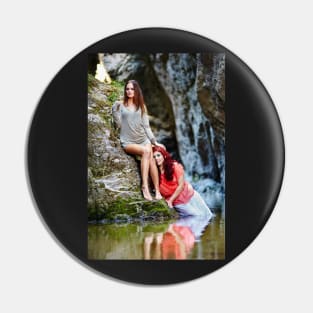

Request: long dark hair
left=123, top=80, right=146, bottom=116
left=152, top=146, right=176, bottom=181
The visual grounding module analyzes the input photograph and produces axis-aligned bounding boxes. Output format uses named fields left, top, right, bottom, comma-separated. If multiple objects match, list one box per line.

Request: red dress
left=159, top=162, right=194, bottom=206
left=161, top=225, right=195, bottom=260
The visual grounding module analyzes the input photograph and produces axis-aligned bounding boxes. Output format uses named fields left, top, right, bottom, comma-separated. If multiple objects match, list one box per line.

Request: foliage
left=106, top=80, right=124, bottom=105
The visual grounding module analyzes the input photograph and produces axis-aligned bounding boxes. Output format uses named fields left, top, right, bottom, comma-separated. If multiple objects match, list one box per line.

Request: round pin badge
left=27, top=28, right=284, bottom=284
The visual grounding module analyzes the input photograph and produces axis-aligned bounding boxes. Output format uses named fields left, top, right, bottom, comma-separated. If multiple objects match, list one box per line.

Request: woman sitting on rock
left=152, top=146, right=214, bottom=218
left=112, top=80, right=164, bottom=201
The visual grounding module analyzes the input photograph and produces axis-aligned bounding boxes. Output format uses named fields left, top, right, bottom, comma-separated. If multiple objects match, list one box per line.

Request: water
left=88, top=213, right=225, bottom=260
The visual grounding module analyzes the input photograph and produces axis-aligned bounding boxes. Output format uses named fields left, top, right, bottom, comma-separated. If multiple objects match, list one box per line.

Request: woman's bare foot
left=155, top=190, right=163, bottom=200
left=142, top=186, right=153, bottom=201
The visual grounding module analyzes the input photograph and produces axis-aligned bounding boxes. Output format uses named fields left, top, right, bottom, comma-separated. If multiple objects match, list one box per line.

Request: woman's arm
left=112, top=101, right=121, bottom=128
left=142, top=111, right=166, bottom=149
left=141, top=112, right=156, bottom=145
left=166, top=175, right=184, bottom=208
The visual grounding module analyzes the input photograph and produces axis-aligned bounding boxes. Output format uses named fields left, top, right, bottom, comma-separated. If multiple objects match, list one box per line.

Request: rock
left=88, top=74, right=176, bottom=220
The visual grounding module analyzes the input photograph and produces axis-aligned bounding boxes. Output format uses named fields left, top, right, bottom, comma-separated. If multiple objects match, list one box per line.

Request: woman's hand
left=166, top=199, right=173, bottom=208
left=166, top=174, right=184, bottom=209
left=155, top=142, right=166, bottom=150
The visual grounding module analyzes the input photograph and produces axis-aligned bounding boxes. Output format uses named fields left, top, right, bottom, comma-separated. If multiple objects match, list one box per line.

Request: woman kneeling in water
left=152, top=146, right=213, bottom=218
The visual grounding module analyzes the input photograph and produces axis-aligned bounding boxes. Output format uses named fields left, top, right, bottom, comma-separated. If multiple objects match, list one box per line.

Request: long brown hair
left=123, top=80, right=146, bottom=116
left=152, top=146, right=176, bottom=181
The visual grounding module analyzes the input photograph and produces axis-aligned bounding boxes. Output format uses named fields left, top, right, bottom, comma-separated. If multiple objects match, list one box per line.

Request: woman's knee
left=142, top=146, right=151, bottom=158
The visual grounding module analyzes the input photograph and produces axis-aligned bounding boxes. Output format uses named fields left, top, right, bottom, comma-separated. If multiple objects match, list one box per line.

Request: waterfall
left=151, top=53, right=224, bottom=209
left=174, top=87, right=224, bottom=209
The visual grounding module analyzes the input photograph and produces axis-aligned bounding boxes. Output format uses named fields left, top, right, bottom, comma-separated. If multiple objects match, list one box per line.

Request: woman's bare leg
left=124, top=144, right=152, bottom=200
left=149, top=150, right=162, bottom=200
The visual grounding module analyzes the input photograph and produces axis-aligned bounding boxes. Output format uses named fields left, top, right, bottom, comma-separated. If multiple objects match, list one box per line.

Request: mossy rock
left=87, top=77, right=183, bottom=223
left=89, top=196, right=178, bottom=222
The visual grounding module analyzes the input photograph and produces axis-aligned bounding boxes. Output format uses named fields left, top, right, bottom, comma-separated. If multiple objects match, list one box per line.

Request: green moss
left=88, top=76, right=124, bottom=106
left=88, top=196, right=177, bottom=222
left=88, top=74, right=97, bottom=92
left=111, top=80, right=124, bottom=89
left=141, top=199, right=168, bottom=211
left=106, top=80, right=124, bottom=105
left=92, top=98, right=106, bottom=108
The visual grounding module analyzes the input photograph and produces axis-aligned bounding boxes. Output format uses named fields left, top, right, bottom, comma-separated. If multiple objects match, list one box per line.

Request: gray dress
left=112, top=101, right=156, bottom=148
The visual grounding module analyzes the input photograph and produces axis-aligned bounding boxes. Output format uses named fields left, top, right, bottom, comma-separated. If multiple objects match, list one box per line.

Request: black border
left=27, top=28, right=284, bottom=284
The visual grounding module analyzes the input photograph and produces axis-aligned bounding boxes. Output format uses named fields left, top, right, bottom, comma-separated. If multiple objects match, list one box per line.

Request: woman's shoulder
left=140, top=104, right=148, bottom=114
left=173, top=161, right=184, bottom=173
left=112, top=101, right=123, bottom=111
left=173, top=161, right=182, bottom=167
left=113, top=100, right=123, bottom=104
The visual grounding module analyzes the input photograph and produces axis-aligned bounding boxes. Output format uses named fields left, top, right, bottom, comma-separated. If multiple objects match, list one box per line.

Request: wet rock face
left=88, top=77, right=140, bottom=219
left=88, top=92, right=139, bottom=178
left=196, top=53, right=225, bottom=138
left=195, top=53, right=225, bottom=189
left=150, top=53, right=225, bottom=191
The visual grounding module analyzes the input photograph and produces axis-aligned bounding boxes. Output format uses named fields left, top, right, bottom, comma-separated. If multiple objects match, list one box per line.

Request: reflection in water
left=144, top=216, right=211, bottom=260
left=88, top=213, right=224, bottom=260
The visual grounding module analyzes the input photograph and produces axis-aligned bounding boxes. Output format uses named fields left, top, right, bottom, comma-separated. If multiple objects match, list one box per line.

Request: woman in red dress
left=152, top=146, right=213, bottom=218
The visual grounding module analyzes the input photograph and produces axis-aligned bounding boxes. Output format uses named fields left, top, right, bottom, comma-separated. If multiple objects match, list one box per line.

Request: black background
left=27, top=28, right=284, bottom=284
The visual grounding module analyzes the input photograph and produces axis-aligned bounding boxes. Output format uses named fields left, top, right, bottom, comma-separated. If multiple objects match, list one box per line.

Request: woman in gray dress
left=112, top=80, right=164, bottom=201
